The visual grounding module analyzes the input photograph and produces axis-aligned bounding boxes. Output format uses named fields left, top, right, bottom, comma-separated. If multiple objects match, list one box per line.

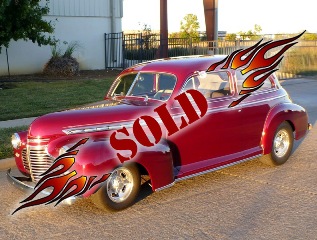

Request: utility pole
left=203, top=0, right=218, bottom=41
left=160, top=0, right=168, bottom=58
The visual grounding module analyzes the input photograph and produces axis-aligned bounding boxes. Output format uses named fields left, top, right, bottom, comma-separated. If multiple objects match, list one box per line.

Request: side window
left=197, top=72, right=231, bottom=99
left=236, top=70, right=274, bottom=93
left=183, top=77, right=199, bottom=91
left=114, top=74, right=137, bottom=96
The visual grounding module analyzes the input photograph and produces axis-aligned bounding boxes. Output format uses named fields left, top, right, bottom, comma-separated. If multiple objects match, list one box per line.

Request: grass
left=0, top=126, right=28, bottom=159
left=0, top=78, right=113, bottom=121
left=280, top=46, right=317, bottom=75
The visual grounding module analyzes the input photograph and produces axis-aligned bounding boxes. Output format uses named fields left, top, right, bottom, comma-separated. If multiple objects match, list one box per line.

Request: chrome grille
left=21, top=148, right=30, bottom=172
left=27, top=142, right=54, bottom=182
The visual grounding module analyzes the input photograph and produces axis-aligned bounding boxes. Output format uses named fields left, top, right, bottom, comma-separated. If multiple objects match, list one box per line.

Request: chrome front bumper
left=6, top=168, right=78, bottom=205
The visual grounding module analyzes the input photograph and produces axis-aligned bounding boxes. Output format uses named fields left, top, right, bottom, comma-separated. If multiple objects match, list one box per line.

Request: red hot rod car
left=8, top=55, right=311, bottom=211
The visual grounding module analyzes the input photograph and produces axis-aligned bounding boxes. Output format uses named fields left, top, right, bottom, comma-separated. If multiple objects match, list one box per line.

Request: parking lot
left=1, top=78, right=317, bottom=239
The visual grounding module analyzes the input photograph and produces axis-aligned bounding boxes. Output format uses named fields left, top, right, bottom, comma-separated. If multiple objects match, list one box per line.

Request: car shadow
left=135, top=179, right=153, bottom=203
left=293, top=119, right=316, bottom=153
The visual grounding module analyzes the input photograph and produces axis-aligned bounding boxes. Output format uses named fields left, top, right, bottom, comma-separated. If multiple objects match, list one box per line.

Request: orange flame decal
left=207, top=31, right=305, bottom=107
left=12, top=138, right=109, bottom=214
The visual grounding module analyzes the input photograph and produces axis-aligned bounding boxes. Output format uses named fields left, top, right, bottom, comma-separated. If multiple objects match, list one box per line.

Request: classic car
left=8, top=55, right=311, bottom=211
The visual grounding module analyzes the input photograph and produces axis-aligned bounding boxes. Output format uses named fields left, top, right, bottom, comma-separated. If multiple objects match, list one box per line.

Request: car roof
left=122, top=55, right=228, bottom=79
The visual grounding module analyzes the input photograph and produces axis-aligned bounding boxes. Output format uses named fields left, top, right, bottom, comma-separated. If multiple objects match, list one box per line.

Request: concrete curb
left=0, top=158, right=15, bottom=171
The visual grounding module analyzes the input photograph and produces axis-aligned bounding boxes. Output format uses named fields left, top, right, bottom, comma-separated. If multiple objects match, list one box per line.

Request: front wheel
left=260, top=122, right=294, bottom=166
left=91, top=164, right=140, bottom=211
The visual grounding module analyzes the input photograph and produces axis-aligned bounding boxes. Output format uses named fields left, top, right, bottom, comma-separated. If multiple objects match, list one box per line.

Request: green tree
left=138, top=23, right=157, bottom=50
left=180, top=14, right=200, bottom=40
left=225, top=33, right=237, bottom=41
left=0, top=0, right=55, bottom=53
left=238, top=24, right=262, bottom=40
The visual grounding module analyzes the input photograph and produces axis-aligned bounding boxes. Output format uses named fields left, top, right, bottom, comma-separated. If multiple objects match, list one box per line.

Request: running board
left=155, top=154, right=262, bottom=192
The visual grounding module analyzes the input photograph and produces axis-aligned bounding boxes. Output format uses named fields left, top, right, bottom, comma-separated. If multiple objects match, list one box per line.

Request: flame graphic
left=12, top=138, right=109, bottom=214
left=207, top=31, right=305, bottom=107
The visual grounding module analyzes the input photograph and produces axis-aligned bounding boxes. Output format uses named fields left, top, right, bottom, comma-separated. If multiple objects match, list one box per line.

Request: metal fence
left=105, top=32, right=124, bottom=69
left=105, top=32, right=317, bottom=75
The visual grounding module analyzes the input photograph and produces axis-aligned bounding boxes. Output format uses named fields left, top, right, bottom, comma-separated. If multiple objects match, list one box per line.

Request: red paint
left=11, top=51, right=309, bottom=207
left=110, top=90, right=208, bottom=159
left=110, top=127, right=138, bottom=161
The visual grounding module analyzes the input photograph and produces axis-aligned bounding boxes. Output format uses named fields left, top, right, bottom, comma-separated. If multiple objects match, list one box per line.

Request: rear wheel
left=260, top=122, right=294, bottom=166
left=91, top=164, right=140, bottom=211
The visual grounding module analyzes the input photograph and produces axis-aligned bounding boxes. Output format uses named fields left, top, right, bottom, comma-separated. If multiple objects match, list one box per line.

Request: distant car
left=8, top=55, right=311, bottom=211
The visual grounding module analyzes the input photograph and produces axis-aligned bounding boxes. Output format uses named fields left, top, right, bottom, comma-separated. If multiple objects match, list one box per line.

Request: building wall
left=0, top=0, right=122, bottom=76
left=44, top=0, right=122, bottom=17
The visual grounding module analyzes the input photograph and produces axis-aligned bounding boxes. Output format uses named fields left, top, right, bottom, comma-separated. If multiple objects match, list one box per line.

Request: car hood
left=28, top=100, right=156, bottom=138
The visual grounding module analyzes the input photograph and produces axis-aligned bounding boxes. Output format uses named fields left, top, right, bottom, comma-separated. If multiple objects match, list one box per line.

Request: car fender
left=261, top=103, right=308, bottom=155
left=47, top=137, right=120, bottom=197
left=13, top=131, right=28, bottom=174
left=47, top=136, right=174, bottom=196
left=133, top=140, right=174, bottom=191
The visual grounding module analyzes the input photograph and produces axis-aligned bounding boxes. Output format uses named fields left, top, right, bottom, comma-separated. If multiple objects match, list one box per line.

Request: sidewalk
left=0, top=116, right=37, bottom=129
left=0, top=158, right=15, bottom=171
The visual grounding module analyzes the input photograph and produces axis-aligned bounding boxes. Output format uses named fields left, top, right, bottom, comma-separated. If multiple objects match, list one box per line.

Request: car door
left=234, top=71, right=276, bottom=155
left=168, top=71, right=246, bottom=178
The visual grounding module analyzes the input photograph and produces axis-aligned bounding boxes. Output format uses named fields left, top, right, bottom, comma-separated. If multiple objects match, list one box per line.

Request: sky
left=122, top=0, right=317, bottom=34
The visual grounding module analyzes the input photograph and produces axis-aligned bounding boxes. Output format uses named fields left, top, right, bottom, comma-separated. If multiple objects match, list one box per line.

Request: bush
left=43, top=56, right=79, bottom=76
left=43, top=41, right=80, bottom=76
left=124, top=48, right=157, bottom=61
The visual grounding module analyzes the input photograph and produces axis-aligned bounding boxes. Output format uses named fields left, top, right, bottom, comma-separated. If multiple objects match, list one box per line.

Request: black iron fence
left=105, top=32, right=317, bottom=75
left=105, top=32, right=124, bottom=69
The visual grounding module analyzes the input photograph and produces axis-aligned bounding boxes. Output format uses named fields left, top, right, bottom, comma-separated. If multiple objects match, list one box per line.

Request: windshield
left=109, top=73, right=137, bottom=97
left=126, top=72, right=177, bottom=101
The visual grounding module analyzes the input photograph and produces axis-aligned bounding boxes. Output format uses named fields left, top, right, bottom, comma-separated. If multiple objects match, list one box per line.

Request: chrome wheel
left=273, top=129, right=290, bottom=158
left=260, top=122, right=294, bottom=166
left=106, top=167, right=134, bottom=203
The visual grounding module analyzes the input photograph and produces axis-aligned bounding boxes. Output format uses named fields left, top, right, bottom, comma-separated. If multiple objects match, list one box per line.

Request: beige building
left=0, top=0, right=123, bottom=75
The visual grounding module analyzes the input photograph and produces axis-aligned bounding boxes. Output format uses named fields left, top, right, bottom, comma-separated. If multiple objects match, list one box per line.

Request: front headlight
left=11, top=133, right=21, bottom=149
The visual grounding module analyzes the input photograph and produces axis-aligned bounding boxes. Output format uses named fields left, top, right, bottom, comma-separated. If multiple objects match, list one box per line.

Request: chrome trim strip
left=154, top=182, right=175, bottom=192
left=62, top=121, right=135, bottom=135
left=63, top=119, right=164, bottom=135
left=175, top=154, right=262, bottom=182
left=173, top=94, right=285, bottom=116
left=237, top=94, right=285, bottom=108
left=28, top=138, right=50, bottom=143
